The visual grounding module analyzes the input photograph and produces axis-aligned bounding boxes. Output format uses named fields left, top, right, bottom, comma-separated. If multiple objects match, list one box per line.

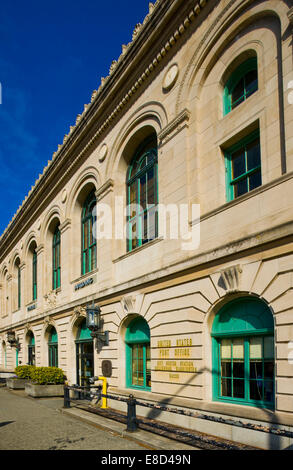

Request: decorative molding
left=0, top=0, right=209, bottom=247
left=59, top=218, right=72, bottom=234
left=95, top=179, right=114, bottom=202
left=158, top=108, right=191, bottom=146
left=61, top=189, right=67, bottom=203
left=288, top=7, right=293, bottom=25
left=218, top=265, right=242, bottom=292
left=121, top=295, right=137, bottom=315
left=73, top=305, right=87, bottom=317
left=162, top=63, right=179, bottom=91
left=44, top=291, right=57, bottom=309
left=35, top=244, right=45, bottom=255
left=98, top=143, right=108, bottom=163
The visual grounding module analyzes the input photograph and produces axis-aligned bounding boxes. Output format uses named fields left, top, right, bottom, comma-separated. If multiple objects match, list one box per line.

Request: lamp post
left=85, top=301, right=109, bottom=345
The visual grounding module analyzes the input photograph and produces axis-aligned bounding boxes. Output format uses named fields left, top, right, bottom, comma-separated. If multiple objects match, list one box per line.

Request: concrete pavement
left=0, top=387, right=197, bottom=451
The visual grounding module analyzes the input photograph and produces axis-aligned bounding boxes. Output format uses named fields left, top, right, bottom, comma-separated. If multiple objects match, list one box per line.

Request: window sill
left=113, top=237, right=163, bottom=263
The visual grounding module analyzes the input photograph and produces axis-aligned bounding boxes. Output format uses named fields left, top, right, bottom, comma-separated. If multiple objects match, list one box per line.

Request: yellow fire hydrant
left=97, top=376, right=108, bottom=409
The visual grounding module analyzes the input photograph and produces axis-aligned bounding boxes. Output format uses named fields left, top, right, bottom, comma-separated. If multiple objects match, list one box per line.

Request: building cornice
left=0, top=0, right=210, bottom=260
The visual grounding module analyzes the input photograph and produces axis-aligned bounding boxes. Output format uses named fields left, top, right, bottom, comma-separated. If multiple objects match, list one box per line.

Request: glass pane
left=264, top=336, right=274, bottom=359
left=263, top=380, right=274, bottom=403
left=231, top=78, right=245, bottom=109
left=129, top=183, right=137, bottom=207
left=249, top=170, right=262, bottom=191
left=131, top=222, right=137, bottom=250
left=221, top=361, right=231, bottom=377
left=147, top=168, right=155, bottom=205
left=234, top=178, right=248, bottom=198
left=140, top=174, right=147, bottom=211
left=264, top=361, right=274, bottom=379
left=233, top=361, right=244, bottom=378
left=143, top=213, right=148, bottom=242
left=146, top=345, right=151, bottom=387
left=221, top=339, right=231, bottom=359
left=250, top=337, right=262, bottom=359
left=247, top=139, right=260, bottom=171
left=245, top=69, right=258, bottom=98
left=221, top=378, right=232, bottom=397
left=233, top=379, right=245, bottom=398
left=250, top=380, right=263, bottom=401
left=250, top=360, right=262, bottom=379
left=232, top=149, right=246, bottom=179
left=83, top=222, right=88, bottom=249
left=139, top=156, right=147, bottom=170
left=233, top=338, right=244, bottom=359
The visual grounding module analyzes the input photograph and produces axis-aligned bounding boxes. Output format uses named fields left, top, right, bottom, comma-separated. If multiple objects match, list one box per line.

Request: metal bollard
left=126, top=394, right=137, bottom=432
left=63, top=385, right=71, bottom=408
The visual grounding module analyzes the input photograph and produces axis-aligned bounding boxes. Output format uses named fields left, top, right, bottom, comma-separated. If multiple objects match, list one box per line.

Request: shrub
left=14, top=365, right=36, bottom=379
left=30, top=367, right=66, bottom=385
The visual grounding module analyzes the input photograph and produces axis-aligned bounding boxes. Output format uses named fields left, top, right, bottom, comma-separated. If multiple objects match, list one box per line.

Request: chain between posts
left=64, top=385, right=293, bottom=441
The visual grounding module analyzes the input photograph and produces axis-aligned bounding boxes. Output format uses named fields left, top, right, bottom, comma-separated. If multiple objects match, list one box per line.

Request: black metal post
left=126, top=394, right=137, bottom=432
left=63, top=385, right=71, bottom=408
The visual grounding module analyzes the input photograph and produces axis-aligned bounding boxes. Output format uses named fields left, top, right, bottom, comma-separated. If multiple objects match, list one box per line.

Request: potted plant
left=6, top=365, right=36, bottom=390
left=25, top=366, right=66, bottom=397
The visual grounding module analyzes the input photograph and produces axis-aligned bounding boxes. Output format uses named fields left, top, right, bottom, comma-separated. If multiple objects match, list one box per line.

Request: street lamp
left=85, top=301, right=109, bottom=345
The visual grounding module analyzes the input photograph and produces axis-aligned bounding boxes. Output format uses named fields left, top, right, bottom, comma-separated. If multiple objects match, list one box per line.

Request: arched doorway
left=48, top=327, right=58, bottom=367
left=125, top=316, right=151, bottom=390
left=211, top=296, right=274, bottom=408
left=75, top=319, right=94, bottom=386
left=27, top=332, right=35, bottom=366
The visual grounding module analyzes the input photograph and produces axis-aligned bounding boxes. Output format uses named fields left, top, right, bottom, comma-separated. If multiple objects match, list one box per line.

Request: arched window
left=212, top=297, right=274, bottom=409
left=126, top=135, right=158, bottom=252
left=32, top=249, right=37, bottom=301
left=223, top=57, right=258, bottom=115
left=125, top=317, right=151, bottom=390
left=17, top=263, right=21, bottom=309
left=52, top=226, right=61, bottom=289
left=48, top=327, right=58, bottom=367
left=81, top=191, right=96, bottom=275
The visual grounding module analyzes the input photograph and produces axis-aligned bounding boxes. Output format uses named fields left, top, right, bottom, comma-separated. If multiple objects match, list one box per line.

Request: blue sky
left=0, top=0, right=150, bottom=236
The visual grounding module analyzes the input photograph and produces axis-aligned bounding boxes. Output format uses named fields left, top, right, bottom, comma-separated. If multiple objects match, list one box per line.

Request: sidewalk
left=60, top=405, right=198, bottom=451
left=2, top=386, right=257, bottom=450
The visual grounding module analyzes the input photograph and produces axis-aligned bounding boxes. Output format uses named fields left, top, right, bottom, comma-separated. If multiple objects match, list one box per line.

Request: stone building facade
left=1, top=0, right=293, bottom=449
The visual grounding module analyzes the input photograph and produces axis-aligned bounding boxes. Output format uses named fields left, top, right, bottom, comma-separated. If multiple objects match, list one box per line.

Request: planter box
left=6, top=377, right=29, bottom=389
left=25, top=382, right=64, bottom=398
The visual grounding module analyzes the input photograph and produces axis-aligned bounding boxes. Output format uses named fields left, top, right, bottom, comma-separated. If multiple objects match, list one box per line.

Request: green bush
left=30, top=367, right=66, bottom=385
left=14, top=365, right=36, bottom=379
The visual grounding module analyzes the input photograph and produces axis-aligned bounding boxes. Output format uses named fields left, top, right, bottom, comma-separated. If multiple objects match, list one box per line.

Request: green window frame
left=32, top=249, right=37, bottom=301
left=126, top=136, right=158, bottom=252
left=223, top=57, right=258, bottom=115
left=48, top=328, right=58, bottom=367
left=52, top=226, right=61, bottom=290
left=212, top=297, right=275, bottom=409
left=125, top=317, right=151, bottom=390
left=81, top=191, right=97, bottom=275
left=225, top=130, right=261, bottom=201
